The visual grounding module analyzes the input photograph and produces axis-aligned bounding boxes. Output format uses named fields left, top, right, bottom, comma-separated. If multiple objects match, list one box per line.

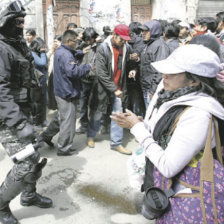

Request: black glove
left=16, top=120, right=35, bottom=142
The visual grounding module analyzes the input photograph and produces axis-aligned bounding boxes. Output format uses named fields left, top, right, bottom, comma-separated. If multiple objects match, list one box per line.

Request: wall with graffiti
left=21, top=0, right=44, bottom=39
left=151, top=0, right=199, bottom=24
left=80, top=0, right=131, bottom=34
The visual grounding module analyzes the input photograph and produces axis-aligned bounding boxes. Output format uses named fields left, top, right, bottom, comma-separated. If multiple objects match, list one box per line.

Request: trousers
left=0, top=126, right=43, bottom=209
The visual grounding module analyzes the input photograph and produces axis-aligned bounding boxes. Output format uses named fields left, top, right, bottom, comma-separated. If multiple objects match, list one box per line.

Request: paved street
left=0, top=116, right=154, bottom=224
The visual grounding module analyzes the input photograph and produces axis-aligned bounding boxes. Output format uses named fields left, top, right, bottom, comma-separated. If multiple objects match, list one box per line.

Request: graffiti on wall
left=115, top=4, right=121, bottom=20
left=88, top=0, right=96, bottom=13
left=86, top=0, right=127, bottom=29
left=47, top=4, right=54, bottom=48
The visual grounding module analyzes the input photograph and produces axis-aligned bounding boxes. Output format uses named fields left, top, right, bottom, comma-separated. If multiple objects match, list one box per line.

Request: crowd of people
left=39, top=13, right=224, bottom=157
left=0, top=0, right=224, bottom=223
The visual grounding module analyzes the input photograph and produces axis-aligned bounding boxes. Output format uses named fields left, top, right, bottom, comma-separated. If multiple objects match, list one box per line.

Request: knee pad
left=12, top=158, right=47, bottom=184
left=23, top=170, right=42, bottom=184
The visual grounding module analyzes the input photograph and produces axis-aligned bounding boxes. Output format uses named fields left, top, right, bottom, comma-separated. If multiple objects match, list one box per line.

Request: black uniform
left=0, top=33, right=41, bottom=190
left=0, top=1, right=52, bottom=224
left=127, top=33, right=146, bottom=117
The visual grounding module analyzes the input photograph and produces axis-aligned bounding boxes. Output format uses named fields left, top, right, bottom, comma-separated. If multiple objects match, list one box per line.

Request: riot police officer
left=0, top=1, right=52, bottom=223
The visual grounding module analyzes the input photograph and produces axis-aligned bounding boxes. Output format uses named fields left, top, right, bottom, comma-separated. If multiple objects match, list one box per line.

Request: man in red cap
left=86, top=24, right=136, bottom=155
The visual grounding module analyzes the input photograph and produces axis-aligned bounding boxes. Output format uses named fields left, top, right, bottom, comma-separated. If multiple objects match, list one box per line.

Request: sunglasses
left=15, top=19, right=25, bottom=25
left=69, top=39, right=77, bottom=43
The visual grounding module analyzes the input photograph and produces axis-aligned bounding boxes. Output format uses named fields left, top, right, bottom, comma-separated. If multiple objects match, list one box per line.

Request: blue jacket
left=53, top=44, right=91, bottom=99
left=32, top=51, right=48, bottom=85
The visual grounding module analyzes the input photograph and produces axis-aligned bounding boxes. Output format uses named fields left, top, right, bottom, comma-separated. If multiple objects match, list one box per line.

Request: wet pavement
left=0, top=117, right=154, bottom=224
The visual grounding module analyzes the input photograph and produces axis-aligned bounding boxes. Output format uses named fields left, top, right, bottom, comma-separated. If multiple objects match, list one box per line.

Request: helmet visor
left=8, top=1, right=24, bottom=13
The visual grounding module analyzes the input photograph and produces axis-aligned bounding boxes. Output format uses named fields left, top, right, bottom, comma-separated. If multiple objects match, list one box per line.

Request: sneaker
left=76, top=126, right=87, bottom=134
left=111, top=145, right=132, bottom=155
left=0, top=206, right=18, bottom=224
left=87, top=137, right=95, bottom=148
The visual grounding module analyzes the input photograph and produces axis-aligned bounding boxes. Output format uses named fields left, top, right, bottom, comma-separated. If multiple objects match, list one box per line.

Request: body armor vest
left=0, top=40, right=36, bottom=103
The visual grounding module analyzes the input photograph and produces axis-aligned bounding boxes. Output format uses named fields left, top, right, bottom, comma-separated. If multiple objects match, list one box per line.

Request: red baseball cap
left=114, top=24, right=131, bottom=41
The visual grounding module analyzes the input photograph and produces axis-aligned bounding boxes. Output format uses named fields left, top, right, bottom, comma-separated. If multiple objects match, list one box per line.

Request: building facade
left=22, top=0, right=224, bottom=45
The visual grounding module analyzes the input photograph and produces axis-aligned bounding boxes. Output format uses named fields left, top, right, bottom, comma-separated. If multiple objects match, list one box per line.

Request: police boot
left=0, top=206, right=18, bottom=224
left=20, top=191, right=52, bottom=208
left=0, top=170, right=26, bottom=224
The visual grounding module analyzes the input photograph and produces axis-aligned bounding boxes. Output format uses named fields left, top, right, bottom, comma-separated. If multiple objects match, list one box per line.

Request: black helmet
left=0, top=0, right=26, bottom=28
left=103, top=26, right=112, bottom=33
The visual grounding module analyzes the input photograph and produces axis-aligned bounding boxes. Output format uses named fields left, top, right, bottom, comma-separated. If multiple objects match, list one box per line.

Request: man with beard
left=0, top=1, right=52, bottom=223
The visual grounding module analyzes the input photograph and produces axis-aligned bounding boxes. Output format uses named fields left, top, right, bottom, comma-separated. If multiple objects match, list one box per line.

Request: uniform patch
left=70, top=60, right=76, bottom=64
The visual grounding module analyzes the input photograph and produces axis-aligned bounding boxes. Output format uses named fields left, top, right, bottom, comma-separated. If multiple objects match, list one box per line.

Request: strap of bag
left=200, top=116, right=219, bottom=224
left=201, top=116, right=223, bottom=181
left=169, top=107, right=190, bottom=136
left=214, top=118, right=223, bottom=165
left=161, top=107, right=190, bottom=189
left=170, top=108, right=222, bottom=167
left=200, top=116, right=214, bottom=182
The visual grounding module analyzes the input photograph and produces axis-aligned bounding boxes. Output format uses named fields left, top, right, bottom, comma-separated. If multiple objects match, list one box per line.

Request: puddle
left=77, top=184, right=137, bottom=214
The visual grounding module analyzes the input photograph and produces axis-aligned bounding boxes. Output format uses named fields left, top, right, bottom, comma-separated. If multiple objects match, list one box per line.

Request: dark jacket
left=140, top=20, right=170, bottom=94
left=128, top=33, right=145, bottom=56
left=127, top=34, right=146, bottom=116
left=0, top=34, right=36, bottom=127
left=53, top=44, right=91, bottom=100
left=216, top=31, right=224, bottom=44
left=89, top=37, right=131, bottom=112
left=166, top=37, right=179, bottom=54
left=31, top=51, right=48, bottom=125
left=127, top=33, right=146, bottom=84
left=80, top=42, right=99, bottom=84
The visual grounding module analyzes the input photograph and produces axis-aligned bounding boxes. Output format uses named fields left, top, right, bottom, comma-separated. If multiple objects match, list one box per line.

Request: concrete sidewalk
left=0, top=129, right=154, bottom=224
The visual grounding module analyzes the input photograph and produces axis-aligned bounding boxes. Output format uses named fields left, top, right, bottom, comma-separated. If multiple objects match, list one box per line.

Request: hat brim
left=138, top=25, right=149, bottom=31
left=178, top=22, right=190, bottom=29
left=151, top=59, right=185, bottom=74
left=119, top=35, right=131, bottom=41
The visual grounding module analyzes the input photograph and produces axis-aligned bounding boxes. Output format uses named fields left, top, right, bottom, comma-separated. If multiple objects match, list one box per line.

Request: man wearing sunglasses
left=0, top=1, right=52, bottom=223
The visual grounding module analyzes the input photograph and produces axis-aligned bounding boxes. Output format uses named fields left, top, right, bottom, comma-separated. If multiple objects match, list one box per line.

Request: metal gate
left=197, top=0, right=224, bottom=19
